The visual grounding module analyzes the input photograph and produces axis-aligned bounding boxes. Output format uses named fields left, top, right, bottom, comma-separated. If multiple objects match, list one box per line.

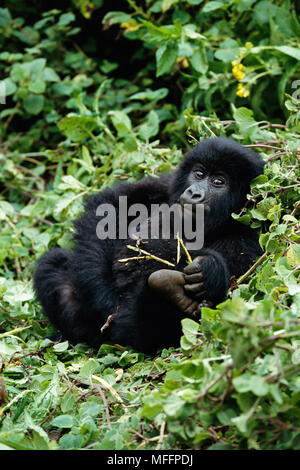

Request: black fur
left=33, top=138, right=265, bottom=353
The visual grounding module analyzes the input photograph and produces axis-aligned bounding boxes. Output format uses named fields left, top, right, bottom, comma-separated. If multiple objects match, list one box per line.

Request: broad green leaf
left=287, top=245, right=300, bottom=268
left=30, top=58, right=46, bottom=77
left=53, top=340, right=69, bottom=352
left=109, top=110, right=132, bottom=138
left=202, top=1, right=224, bottom=12
left=23, top=94, right=44, bottom=115
left=163, top=395, right=185, bottom=417
left=138, top=110, right=159, bottom=141
left=29, top=79, right=46, bottom=94
left=58, top=115, right=98, bottom=142
left=232, top=106, right=259, bottom=137
left=162, top=0, right=179, bottom=12
left=190, top=46, right=208, bottom=74
left=181, top=318, right=199, bottom=345
left=215, top=39, right=239, bottom=63
left=231, top=414, right=249, bottom=433
left=2, top=78, right=16, bottom=96
left=233, top=373, right=269, bottom=396
left=60, top=390, right=76, bottom=413
left=275, top=46, right=300, bottom=61
left=43, top=67, right=60, bottom=82
left=51, top=414, right=75, bottom=428
left=57, top=12, right=75, bottom=26
left=156, top=43, right=178, bottom=77
left=102, top=11, right=131, bottom=26
left=130, top=88, right=169, bottom=101
left=79, top=358, right=100, bottom=380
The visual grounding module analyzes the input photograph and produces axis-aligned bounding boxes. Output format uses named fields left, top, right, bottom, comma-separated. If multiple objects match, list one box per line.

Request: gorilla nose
left=180, top=184, right=205, bottom=205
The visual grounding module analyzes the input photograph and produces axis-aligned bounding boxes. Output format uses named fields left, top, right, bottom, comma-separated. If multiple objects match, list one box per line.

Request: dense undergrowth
left=0, top=0, right=299, bottom=450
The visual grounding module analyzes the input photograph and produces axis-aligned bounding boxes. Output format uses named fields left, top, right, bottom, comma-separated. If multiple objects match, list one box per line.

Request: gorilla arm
left=183, top=222, right=263, bottom=305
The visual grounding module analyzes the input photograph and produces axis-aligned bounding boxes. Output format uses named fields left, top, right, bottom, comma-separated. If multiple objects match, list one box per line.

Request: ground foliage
left=0, top=0, right=299, bottom=450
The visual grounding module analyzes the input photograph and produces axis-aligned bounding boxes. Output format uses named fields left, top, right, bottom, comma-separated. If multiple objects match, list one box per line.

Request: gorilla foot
left=148, top=269, right=203, bottom=318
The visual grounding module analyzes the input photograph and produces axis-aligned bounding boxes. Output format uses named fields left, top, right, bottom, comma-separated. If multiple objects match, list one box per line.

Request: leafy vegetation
left=0, top=0, right=299, bottom=450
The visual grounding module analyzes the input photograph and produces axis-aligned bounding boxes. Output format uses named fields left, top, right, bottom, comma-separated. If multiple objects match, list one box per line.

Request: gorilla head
left=171, top=138, right=265, bottom=231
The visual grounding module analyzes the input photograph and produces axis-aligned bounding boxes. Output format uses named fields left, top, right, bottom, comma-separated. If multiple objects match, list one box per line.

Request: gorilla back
left=33, top=137, right=265, bottom=354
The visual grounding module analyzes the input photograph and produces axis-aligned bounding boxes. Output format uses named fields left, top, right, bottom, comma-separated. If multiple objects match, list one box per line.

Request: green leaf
left=58, top=175, right=86, bottom=191
left=57, top=12, right=75, bottom=26
left=43, top=67, right=60, bottom=82
left=109, top=110, right=132, bottom=138
left=190, top=46, right=208, bottom=74
left=163, top=395, right=185, bottom=417
left=59, top=434, right=84, bottom=450
left=275, top=46, right=300, bottom=61
left=202, top=1, right=224, bottom=13
left=2, top=78, right=16, bottom=96
left=24, top=412, right=51, bottom=450
left=130, top=88, right=169, bottom=101
left=58, top=115, right=98, bottom=142
left=60, top=390, right=76, bottom=413
left=53, top=340, right=69, bottom=352
left=29, top=79, right=46, bottom=94
left=102, top=11, right=131, bottom=26
left=0, top=200, right=14, bottom=219
left=51, top=415, right=75, bottom=429
left=231, top=414, right=249, bottom=433
left=232, top=106, right=259, bottom=137
left=287, top=245, right=300, bottom=268
left=79, top=358, right=100, bottom=380
left=162, top=0, right=179, bottom=12
left=181, top=318, right=199, bottom=345
left=156, top=42, right=178, bottom=77
left=138, top=110, right=159, bottom=141
left=233, top=373, right=269, bottom=396
left=23, top=94, right=44, bottom=115
left=215, top=39, right=239, bottom=63
left=0, top=8, right=11, bottom=27
left=30, top=58, right=46, bottom=77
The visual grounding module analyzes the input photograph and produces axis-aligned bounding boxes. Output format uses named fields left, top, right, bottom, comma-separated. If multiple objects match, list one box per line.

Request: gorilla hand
left=148, top=269, right=201, bottom=318
left=184, top=251, right=230, bottom=306
left=183, top=256, right=207, bottom=300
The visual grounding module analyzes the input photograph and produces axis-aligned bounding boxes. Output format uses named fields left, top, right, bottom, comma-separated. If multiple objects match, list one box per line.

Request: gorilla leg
left=33, top=249, right=78, bottom=337
left=33, top=248, right=102, bottom=347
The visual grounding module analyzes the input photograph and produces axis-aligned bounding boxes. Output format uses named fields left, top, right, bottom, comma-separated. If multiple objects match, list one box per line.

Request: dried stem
left=119, top=245, right=175, bottom=267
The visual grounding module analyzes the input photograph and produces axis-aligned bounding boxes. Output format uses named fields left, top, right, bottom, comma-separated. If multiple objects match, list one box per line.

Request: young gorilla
left=34, top=138, right=265, bottom=354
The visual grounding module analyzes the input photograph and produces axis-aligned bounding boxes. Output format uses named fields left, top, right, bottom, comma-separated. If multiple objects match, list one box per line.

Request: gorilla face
left=179, top=163, right=229, bottom=215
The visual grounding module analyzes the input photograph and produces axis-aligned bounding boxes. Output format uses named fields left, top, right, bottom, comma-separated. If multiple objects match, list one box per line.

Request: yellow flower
left=236, top=83, right=249, bottom=98
left=233, top=69, right=244, bottom=80
left=232, top=63, right=246, bottom=80
left=176, top=57, right=189, bottom=68
left=245, top=42, right=253, bottom=49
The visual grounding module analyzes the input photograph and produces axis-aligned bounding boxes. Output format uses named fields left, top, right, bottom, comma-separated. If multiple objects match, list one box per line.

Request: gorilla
left=33, top=138, right=265, bottom=354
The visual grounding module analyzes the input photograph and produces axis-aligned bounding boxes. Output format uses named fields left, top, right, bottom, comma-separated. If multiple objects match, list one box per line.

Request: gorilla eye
left=194, top=169, right=205, bottom=180
left=212, top=176, right=225, bottom=186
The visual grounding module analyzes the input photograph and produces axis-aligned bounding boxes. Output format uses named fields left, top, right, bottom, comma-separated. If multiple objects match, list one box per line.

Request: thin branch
left=120, top=245, right=175, bottom=267
left=92, top=383, right=112, bottom=430
left=13, top=212, right=54, bottom=226
left=196, top=364, right=233, bottom=400
left=237, top=252, right=268, bottom=285
left=156, top=421, right=166, bottom=450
